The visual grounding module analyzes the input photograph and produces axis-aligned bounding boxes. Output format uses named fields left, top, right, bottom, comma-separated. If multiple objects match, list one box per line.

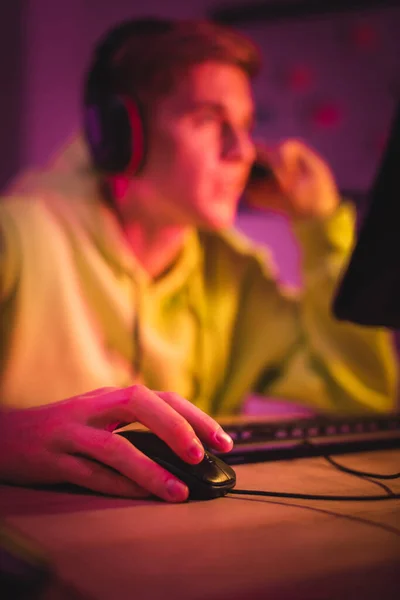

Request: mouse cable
left=227, top=440, right=400, bottom=501
left=321, top=453, right=400, bottom=480
left=298, top=439, right=400, bottom=480
left=228, top=489, right=400, bottom=501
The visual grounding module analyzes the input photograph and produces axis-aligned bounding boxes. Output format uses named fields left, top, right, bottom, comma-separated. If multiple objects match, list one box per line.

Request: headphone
left=83, top=18, right=173, bottom=175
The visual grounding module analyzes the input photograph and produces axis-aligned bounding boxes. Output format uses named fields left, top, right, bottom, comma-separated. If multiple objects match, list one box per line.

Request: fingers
left=127, top=387, right=208, bottom=464
left=255, top=139, right=328, bottom=172
left=82, top=386, right=207, bottom=466
left=74, top=384, right=233, bottom=467
left=155, top=391, right=233, bottom=453
left=59, top=424, right=189, bottom=503
left=251, top=141, right=301, bottom=201
left=277, top=140, right=334, bottom=186
left=57, top=453, right=150, bottom=499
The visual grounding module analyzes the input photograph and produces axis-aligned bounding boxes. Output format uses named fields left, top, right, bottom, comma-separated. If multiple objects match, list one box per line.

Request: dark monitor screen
left=333, top=103, right=400, bottom=329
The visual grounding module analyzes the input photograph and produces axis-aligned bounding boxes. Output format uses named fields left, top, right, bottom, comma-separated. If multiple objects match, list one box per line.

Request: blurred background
left=1, top=0, right=399, bottom=289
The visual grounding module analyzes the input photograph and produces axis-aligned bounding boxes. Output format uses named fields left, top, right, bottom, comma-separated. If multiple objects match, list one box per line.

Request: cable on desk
left=228, top=438, right=400, bottom=501
left=228, top=489, right=400, bottom=501
left=321, top=454, right=400, bottom=480
left=296, top=438, right=400, bottom=481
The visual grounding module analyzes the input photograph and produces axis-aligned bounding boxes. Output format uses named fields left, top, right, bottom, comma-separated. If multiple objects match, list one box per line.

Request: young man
left=0, top=18, right=397, bottom=498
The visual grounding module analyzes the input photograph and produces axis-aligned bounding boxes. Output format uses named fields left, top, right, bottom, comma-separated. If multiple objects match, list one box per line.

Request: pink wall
left=241, top=8, right=400, bottom=193
left=0, top=1, right=25, bottom=190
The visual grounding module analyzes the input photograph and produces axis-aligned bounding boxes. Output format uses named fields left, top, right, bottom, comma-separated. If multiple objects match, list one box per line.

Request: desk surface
left=1, top=449, right=400, bottom=600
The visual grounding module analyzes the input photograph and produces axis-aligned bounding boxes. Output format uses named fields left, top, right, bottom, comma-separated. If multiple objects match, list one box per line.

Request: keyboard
left=214, top=413, right=400, bottom=465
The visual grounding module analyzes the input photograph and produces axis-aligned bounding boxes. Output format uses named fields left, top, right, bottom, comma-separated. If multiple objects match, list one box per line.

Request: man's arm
left=243, top=140, right=398, bottom=413
left=0, top=209, right=234, bottom=499
left=0, top=386, right=233, bottom=501
left=266, top=203, right=397, bottom=412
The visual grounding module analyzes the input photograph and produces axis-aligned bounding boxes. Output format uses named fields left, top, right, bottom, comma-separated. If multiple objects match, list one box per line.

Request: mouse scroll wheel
left=204, top=454, right=215, bottom=465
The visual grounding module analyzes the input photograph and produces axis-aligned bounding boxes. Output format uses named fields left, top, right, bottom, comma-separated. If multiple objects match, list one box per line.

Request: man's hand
left=0, top=386, right=233, bottom=503
left=245, top=139, right=340, bottom=220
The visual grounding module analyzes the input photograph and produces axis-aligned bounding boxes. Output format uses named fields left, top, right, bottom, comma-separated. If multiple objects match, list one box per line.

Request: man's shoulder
left=0, top=194, right=46, bottom=226
left=0, top=166, right=96, bottom=231
left=0, top=193, right=61, bottom=232
left=0, top=187, right=87, bottom=262
left=1, top=144, right=98, bottom=231
left=0, top=196, right=52, bottom=300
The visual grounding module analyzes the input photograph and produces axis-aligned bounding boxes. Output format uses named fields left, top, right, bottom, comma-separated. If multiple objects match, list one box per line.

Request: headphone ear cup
left=83, top=19, right=174, bottom=175
left=119, top=95, right=146, bottom=175
left=84, top=94, right=146, bottom=175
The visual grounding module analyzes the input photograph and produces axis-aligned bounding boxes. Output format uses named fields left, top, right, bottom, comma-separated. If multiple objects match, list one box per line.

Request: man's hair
left=84, top=18, right=261, bottom=111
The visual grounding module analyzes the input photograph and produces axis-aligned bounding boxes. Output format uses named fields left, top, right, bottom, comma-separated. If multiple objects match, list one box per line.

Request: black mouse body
left=116, top=430, right=236, bottom=500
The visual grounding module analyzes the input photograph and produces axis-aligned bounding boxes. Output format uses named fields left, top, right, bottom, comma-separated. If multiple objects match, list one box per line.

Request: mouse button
left=212, top=455, right=236, bottom=483
left=158, top=454, right=224, bottom=485
left=195, top=455, right=233, bottom=486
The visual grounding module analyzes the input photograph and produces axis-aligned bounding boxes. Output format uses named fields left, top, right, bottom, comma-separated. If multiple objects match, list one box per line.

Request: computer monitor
left=333, top=103, right=400, bottom=328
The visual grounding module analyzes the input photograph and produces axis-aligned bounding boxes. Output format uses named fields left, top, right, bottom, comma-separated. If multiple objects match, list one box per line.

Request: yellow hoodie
left=0, top=137, right=397, bottom=414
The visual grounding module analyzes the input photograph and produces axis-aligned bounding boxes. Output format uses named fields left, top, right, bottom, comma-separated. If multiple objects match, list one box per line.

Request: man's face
left=124, top=61, right=256, bottom=230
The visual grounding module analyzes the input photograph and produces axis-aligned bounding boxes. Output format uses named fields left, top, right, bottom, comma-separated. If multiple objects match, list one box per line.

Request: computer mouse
left=116, top=430, right=236, bottom=501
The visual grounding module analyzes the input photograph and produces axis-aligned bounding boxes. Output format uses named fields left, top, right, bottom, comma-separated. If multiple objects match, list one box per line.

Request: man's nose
left=222, top=125, right=256, bottom=164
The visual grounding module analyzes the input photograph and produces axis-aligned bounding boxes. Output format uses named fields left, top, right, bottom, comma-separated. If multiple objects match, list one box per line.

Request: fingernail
left=188, top=438, right=204, bottom=462
left=214, top=429, right=233, bottom=449
left=166, top=478, right=188, bottom=502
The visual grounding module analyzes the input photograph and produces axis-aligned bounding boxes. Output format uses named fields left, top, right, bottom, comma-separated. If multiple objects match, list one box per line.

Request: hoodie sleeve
left=251, top=202, right=398, bottom=413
